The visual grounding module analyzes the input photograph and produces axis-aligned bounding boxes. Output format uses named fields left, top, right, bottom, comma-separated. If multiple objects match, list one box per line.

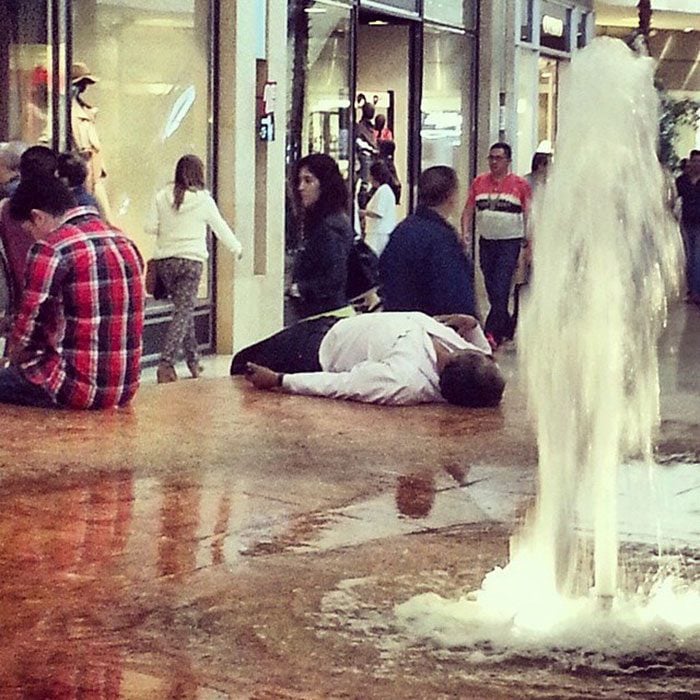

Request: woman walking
left=147, top=154, right=242, bottom=383
left=291, top=153, right=354, bottom=320
left=361, top=160, right=397, bottom=257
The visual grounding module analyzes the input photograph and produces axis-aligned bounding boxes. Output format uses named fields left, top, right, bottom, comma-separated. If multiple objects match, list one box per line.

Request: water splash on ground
left=395, top=37, right=698, bottom=655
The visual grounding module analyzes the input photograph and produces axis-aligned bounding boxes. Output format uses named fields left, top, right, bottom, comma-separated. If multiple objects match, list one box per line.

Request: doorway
left=356, top=10, right=416, bottom=221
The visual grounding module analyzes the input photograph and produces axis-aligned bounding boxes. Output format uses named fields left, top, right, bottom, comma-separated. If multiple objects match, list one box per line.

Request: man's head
left=438, top=350, right=505, bottom=407
left=20, top=145, right=58, bottom=180
left=531, top=151, right=551, bottom=174
left=57, top=151, right=89, bottom=188
left=417, top=165, right=459, bottom=214
left=0, top=142, right=26, bottom=185
left=488, top=142, right=512, bottom=179
left=688, top=150, right=700, bottom=178
left=361, top=102, right=375, bottom=122
left=9, top=174, right=77, bottom=240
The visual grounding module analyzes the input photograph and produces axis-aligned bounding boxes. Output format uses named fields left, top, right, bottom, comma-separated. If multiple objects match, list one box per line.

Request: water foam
left=396, top=37, right=698, bottom=655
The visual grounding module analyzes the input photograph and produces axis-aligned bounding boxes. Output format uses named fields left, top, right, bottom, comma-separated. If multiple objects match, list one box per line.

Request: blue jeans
left=0, top=365, right=56, bottom=408
left=682, top=223, right=700, bottom=297
left=479, top=237, right=523, bottom=343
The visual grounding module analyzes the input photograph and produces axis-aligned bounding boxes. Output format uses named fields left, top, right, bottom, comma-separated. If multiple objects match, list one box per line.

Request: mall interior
left=0, top=0, right=699, bottom=697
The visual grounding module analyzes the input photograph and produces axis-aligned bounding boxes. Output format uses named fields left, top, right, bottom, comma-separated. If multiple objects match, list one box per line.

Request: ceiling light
left=304, top=7, right=327, bottom=13
left=683, top=27, right=693, bottom=33
left=369, top=20, right=389, bottom=26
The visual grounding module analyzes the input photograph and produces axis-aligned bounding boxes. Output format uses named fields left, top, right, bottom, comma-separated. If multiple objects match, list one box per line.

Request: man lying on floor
left=230, top=312, right=505, bottom=407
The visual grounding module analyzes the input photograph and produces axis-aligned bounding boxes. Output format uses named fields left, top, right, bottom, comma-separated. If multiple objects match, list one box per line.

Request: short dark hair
left=57, top=151, right=88, bottom=188
left=531, top=152, right=551, bottom=172
left=361, top=103, right=375, bottom=121
left=19, top=145, right=58, bottom=179
left=490, top=142, right=512, bottom=160
left=295, top=153, right=347, bottom=223
left=690, top=150, right=700, bottom=159
left=417, top=166, right=458, bottom=208
left=378, top=139, right=396, bottom=159
left=438, top=351, right=505, bottom=407
left=375, top=114, right=386, bottom=130
left=369, top=160, right=393, bottom=187
left=9, top=174, right=77, bottom=221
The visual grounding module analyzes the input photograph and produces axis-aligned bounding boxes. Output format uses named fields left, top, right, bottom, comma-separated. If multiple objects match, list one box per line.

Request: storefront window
left=288, top=1, right=351, bottom=177
left=423, top=0, right=464, bottom=27
left=71, top=0, right=212, bottom=298
left=520, top=0, right=534, bottom=43
left=421, top=28, right=475, bottom=187
left=515, top=48, right=539, bottom=174
left=538, top=56, right=559, bottom=151
left=0, top=1, right=52, bottom=144
left=577, top=11, right=590, bottom=49
left=540, top=1, right=571, bottom=53
left=359, top=0, right=419, bottom=13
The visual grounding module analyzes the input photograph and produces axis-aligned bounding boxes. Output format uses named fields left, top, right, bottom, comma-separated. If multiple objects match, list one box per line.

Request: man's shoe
left=157, top=362, right=178, bottom=383
left=187, top=359, right=204, bottom=378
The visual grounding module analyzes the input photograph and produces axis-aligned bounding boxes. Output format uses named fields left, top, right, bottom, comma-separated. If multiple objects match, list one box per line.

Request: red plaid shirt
left=11, top=207, right=145, bottom=409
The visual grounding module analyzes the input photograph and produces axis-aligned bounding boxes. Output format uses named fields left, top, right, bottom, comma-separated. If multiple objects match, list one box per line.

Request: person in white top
left=360, top=160, right=397, bottom=257
left=146, top=154, right=242, bottom=383
left=231, top=311, right=504, bottom=407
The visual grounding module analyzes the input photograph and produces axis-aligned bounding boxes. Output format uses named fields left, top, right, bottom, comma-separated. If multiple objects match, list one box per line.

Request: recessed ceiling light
left=683, top=27, right=693, bottom=33
left=369, top=20, right=389, bottom=26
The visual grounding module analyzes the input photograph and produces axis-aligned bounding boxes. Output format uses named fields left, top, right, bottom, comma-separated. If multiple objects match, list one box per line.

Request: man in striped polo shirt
left=461, top=142, right=531, bottom=348
left=1, top=174, right=144, bottom=409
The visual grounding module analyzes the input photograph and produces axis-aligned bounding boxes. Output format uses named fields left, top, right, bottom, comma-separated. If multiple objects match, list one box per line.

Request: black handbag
left=144, top=259, right=168, bottom=300
left=347, top=239, right=379, bottom=300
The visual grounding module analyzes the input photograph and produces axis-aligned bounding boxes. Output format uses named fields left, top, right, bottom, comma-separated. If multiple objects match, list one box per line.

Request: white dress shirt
left=282, top=312, right=491, bottom=405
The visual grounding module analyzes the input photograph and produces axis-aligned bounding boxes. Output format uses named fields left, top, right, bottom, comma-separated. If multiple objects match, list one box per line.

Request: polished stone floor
left=0, top=304, right=698, bottom=699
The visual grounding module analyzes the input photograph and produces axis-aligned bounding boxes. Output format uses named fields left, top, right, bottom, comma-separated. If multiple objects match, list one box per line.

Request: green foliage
left=658, top=92, right=700, bottom=170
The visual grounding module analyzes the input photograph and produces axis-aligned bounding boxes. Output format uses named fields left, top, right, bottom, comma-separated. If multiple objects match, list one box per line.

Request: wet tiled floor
left=0, top=304, right=698, bottom=698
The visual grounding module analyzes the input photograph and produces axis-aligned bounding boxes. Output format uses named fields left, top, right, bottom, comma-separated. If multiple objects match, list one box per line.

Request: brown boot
left=157, top=362, right=178, bottom=383
left=187, top=359, right=204, bottom=379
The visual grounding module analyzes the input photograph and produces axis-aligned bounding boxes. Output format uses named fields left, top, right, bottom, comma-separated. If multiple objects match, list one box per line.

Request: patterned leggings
left=156, top=257, right=203, bottom=366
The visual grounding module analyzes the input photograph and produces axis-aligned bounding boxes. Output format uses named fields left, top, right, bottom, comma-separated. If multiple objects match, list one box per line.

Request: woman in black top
left=292, top=154, right=354, bottom=319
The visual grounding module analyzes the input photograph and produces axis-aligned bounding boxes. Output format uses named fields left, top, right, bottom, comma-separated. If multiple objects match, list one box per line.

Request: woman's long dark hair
left=295, top=153, right=347, bottom=227
left=369, top=160, right=393, bottom=188
left=173, top=154, right=205, bottom=211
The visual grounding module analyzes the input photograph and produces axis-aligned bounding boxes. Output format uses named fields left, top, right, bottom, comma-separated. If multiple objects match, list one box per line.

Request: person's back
left=380, top=166, right=474, bottom=317
left=8, top=176, right=145, bottom=409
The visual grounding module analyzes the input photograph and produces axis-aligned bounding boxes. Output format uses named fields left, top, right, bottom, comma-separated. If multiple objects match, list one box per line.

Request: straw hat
left=71, top=62, right=98, bottom=84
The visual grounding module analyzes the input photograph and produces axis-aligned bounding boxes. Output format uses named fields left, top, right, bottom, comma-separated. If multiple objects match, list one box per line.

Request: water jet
left=395, top=36, right=698, bottom=659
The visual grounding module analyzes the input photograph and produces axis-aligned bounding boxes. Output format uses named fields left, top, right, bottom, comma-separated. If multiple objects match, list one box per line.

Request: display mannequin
left=70, top=62, right=112, bottom=221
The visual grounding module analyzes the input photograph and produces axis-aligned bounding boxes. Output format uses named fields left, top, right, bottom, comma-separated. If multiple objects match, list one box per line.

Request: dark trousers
left=230, top=316, right=341, bottom=375
left=479, top=237, right=523, bottom=344
left=0, top=366, right=56, bottom=408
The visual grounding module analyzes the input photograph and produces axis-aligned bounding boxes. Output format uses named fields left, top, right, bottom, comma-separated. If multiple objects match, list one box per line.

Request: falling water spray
left=395, top=39, right=699, bottom=654
left=517, top=36, right=681, bottom=602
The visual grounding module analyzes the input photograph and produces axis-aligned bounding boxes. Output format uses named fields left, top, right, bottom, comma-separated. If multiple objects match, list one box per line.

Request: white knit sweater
left=145, top=187, right=243, bottom=262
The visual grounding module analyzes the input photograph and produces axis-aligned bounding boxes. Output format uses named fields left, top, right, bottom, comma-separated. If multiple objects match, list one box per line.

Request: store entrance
left=355, top=10, right=414, bottom=222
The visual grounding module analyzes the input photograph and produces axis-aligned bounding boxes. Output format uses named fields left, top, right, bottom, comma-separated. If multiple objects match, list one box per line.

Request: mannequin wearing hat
left=70, top=62, right=112, bottom=221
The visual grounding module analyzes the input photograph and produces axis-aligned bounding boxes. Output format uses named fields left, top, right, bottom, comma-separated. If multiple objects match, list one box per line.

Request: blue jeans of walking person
left=479, top=237, right=523, bottom=345
left=156, top=257, right=204, bottom=372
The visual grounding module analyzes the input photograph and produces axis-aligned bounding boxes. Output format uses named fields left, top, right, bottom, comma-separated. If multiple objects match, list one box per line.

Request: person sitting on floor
left=230, top=311, right=505, bottom=407
left=0, top=174, right=144, bottom=409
